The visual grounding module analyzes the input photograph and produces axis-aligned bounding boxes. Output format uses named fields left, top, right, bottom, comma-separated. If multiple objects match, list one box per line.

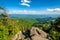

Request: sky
left=0, top=0, right=60, bottom=14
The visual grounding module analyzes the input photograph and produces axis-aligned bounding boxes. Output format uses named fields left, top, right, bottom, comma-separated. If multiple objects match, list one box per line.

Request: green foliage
left=50, top=17, right=60, bottom=40
left=12, top=18, right=36, bottom=31
left=0, top=7, right=36, bottom=40
left=0, top=16, right=36, bottom=40
left=32, top=17, right=60, bottom=40
left=0, top=18, right=20, bottom=40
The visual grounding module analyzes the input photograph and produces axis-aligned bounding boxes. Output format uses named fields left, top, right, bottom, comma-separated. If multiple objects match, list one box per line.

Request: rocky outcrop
left=30, top=27, right=52, bottom=40
left=12, top=27, right=52, bottom=40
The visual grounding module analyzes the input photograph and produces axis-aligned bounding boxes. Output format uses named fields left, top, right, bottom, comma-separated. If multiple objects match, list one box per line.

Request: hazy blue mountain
left=9, top=14, right=60, bottom=19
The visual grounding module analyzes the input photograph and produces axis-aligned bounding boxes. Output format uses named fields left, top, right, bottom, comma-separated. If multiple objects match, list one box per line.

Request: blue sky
left=0, top=0, right=60, bottom=14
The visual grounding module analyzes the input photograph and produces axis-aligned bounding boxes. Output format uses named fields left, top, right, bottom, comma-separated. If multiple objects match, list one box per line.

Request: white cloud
left=21, top=3, right=30, bottom=7
left=8, top=9, right=39, bottom=14
left=21, top=0, right=31, bottom=3
left=47, top=8, right=54, bottom=12
left=8, top=8, right=60, bottom=14
left=20, top=0, right=31, bottom=7
left=47, top=8, right=60, bottom=12
left=46, top=8, right=60, bottom=14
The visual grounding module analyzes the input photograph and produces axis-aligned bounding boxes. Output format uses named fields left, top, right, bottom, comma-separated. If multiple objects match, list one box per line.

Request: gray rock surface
left=30, top=27, right=52, bottom=40
left=12, top=27, right=52, bottom=40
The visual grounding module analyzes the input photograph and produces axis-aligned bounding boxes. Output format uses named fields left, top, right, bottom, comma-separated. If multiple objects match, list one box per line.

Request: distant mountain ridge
left=9, top=14, right=60, bottom=19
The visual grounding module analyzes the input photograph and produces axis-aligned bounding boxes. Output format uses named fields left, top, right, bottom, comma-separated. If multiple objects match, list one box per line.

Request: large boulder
left=30, top=27, right=52, bottom=40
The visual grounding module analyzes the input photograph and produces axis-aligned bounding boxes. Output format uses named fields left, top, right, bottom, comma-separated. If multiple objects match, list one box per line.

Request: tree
left=54, top=17, right=60, bottom=32
left=49, top=17, right=60, bottom=40
left=0, top=6, right=9, bottom=17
